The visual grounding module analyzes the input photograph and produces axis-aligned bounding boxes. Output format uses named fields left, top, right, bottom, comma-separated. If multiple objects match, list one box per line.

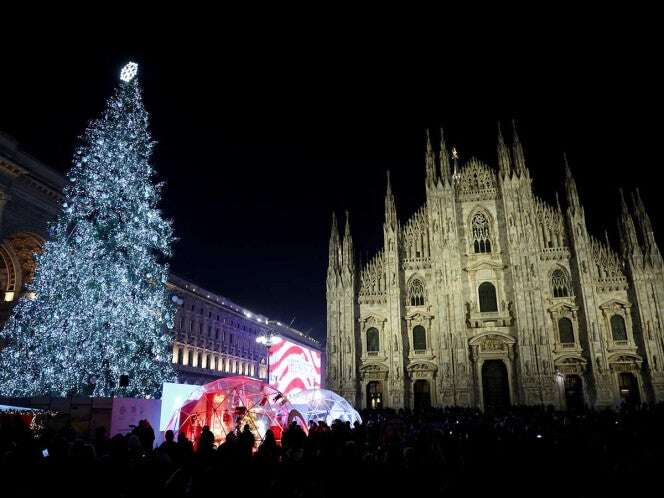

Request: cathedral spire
left=632, top=189, right=654, bottom=241
left=564, top=153, right=581, bottom=213
left=511, top=119, right=528, bottom=177
left=617, top=188, right=641, bottom=258
left=425, top=129, right=437, bottom=188
left=439, top=127, right=451, bottom=185
left=384, top=170, right=398, bottom=230
left=451, top=146, right=460, bottom=181
left=497, top=121, right=511, bottom=178
left=327, top=211, right=341, bottom=276
left=631, top=188, right=660, bottom=260
left=342, top=209, right=354, bottom=270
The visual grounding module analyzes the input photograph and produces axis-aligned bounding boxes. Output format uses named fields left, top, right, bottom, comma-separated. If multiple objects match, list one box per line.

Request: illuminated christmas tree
left=0, top=63, right=175, bottom=398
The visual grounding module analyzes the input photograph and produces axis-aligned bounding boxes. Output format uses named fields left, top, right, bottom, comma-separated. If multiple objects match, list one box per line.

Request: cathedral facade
left=326, top=125, right=664, bottom=411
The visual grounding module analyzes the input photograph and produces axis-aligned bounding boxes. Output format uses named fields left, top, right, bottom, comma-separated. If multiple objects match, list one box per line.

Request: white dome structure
left=288, top=389, right=362, bottom=426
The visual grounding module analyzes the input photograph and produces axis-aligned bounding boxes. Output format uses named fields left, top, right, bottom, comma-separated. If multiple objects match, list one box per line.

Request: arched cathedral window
left=551, top=269, right=571, bottom=298
left=413, top=325, right=427, bottom=351
left=471, top=212, right=492, bottom=253
left=408, top=279, right=426, bottom=306
left=558, top=318, right=575, bottom=344
left=478, top=282, right=498, bottom=312
left=611, top=315, right=628, bottom=342
left=367, top=327, right=380, bottom=353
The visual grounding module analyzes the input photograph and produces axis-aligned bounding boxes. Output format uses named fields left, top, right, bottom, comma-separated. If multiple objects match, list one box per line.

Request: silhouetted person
left=176, top=431, right=194, bottom=464
left=133, top=419, right=155, bottom=450
left=238, top=424, right=255, bottom=458
left=256, top=429, right=279, bottom=464
left=159, top=429, right=178, bottom=460
left=198, top=425, right=215, bottom=455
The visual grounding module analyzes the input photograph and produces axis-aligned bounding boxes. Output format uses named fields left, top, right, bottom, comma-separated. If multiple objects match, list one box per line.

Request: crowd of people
left=1, top=402, right=662, bottom=497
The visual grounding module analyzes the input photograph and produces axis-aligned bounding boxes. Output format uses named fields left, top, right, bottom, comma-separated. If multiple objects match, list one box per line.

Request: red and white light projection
left=268, top=337, right=321, bottom=398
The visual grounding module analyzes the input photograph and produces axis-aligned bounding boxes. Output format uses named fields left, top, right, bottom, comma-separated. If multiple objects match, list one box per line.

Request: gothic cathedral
left=326, top=124, right=664, bottom=411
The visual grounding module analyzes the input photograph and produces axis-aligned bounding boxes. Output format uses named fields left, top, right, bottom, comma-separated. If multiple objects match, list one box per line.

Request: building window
left=413, top=325, right=427, bottom=351
left=177, top=348, right=184, bottom=365
left=367, top=327, right=380, bottom=353
left=552, top=269, right=571, bottom=298
left=558, top=317, right=575, bottom=344
left=611, top=315, right=628, bottom=342
left=478, top=282, right=498, bottom=312
left=408, top=279, right=426, bottom=306
left=471, top=212, right=492, bottom=253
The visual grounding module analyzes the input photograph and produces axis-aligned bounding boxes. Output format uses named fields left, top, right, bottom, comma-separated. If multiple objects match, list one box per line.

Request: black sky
left=0, top=29, right=661, bottom=342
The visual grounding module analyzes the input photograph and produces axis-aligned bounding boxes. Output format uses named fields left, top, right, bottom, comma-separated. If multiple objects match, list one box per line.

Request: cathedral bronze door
left=482, top=360, right=510, bottom=411
left=618, top=372, right=640, bottom=406
left=413, top=379, right=431, bottom=411
left=367, top=381, right=383, bottom=409
left=564, top=374, right=584, bottom=411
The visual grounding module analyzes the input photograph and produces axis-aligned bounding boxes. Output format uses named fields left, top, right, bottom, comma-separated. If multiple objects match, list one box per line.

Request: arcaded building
left=326, top=126, right=664, bottom=411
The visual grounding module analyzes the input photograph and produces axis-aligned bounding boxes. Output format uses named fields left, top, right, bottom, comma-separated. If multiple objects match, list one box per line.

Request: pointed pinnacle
left=512, top=118, right=520, bottom=143
left=426, top=129, right=433, bottom=153
left=619, top=188, right=630, bottom=211
left=563, top=152, right=572, bottom=177
left=497, top=121, right=505, bottom=144
left=634, top=188, right=645, bottom=210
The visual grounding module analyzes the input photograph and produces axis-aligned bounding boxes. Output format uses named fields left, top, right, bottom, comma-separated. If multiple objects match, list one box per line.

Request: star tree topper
left=120, top=62, right=138, bottom=82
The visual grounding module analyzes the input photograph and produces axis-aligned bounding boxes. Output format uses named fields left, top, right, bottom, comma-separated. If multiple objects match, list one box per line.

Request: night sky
left=1, top=35, right=660, bottom=342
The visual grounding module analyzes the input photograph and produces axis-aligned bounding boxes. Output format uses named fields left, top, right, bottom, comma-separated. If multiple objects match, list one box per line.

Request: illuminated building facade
left=0, top=132, right=322, bottom=387
left=326, top=126, right=664, bottom=411
left=168, top=274, right=322, bottom=385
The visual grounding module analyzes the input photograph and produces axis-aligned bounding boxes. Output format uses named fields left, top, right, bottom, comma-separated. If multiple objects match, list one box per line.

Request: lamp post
left=256, top=330, right=279, bottom=384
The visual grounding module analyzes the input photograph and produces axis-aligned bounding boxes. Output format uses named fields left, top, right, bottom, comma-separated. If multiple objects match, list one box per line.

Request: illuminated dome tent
left=288, top=389, right=362, bottom=426
left=177, top=376, right=306, bottom=447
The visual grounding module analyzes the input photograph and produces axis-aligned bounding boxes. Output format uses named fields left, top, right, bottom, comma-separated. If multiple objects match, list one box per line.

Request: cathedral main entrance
left=618, top=372, right=640, bottom=406
left=564, top=374, right=585, bottom=411
left=482, top=360, right=510, bottom=412
left=366, top=381, right=383, bottom=409
left=413, top=379, right=431, bottom=411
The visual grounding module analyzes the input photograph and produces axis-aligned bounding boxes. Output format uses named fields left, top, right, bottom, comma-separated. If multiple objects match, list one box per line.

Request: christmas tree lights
left=0, top=63, right=176, bottom=398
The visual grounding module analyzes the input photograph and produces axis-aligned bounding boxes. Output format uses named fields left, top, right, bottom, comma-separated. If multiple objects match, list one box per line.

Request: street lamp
left=256, top=330, right=279, bottom=384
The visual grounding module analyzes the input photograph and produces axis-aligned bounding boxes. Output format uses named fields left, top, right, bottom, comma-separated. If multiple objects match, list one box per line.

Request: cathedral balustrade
left=539, top=246, right=570, bottom=261
left=402, top=258, right=431, bottom=270
left=594, top=276, right=629, bottom=293
left=466, top=308, right=513, bottom=328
